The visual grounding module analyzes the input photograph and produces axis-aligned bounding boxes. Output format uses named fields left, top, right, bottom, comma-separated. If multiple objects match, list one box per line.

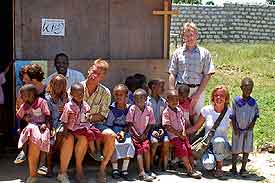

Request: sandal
left=187, top=170, right=202, bottom=179
left=120, top=170, right=130, bottom=180
left=214, top=170, right=224, bottom=178
left=112, top=169, right=120, bottom=179
left=229, top=168, right=238, bottom=176
left=37, top=165, right=48, bottom=176
left=239, top=169, right=249, bottom=177
left=88, top=151, right=104, bottom=162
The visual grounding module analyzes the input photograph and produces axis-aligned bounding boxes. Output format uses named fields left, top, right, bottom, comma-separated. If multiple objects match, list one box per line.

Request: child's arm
left=247, top=105, right=259, bottom=130
left=128, top=123, right=141, bottom=140
left=140, top=124, right=153, bottom=140
left=231, top=100, right=240, bottom=135
left=164, top=125, right=185, bottom=140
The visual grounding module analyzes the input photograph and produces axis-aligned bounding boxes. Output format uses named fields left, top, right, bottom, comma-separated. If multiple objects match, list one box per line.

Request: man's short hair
left=54, top=53, right=69, bottom=63
left=93, top=58, right=109, bottom=72
left=183, top=22, right=198, bottom=33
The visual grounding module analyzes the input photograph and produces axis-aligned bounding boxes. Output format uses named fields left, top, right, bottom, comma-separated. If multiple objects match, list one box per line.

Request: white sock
left=122, top=159, right=130, bottom=171
left=112, top=162, right=118, bottom=170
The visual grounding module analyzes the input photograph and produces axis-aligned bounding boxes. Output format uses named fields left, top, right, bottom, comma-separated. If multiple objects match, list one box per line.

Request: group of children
left=15, top=73, right=259, bottom=182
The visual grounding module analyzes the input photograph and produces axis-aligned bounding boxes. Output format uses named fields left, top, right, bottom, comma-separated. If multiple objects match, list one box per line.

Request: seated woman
left=186, top=85, right=232, bottom=177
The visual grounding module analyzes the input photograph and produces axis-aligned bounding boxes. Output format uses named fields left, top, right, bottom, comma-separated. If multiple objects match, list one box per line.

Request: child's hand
left=152, top=130, right=159, bottom=138
left=51, top=128, right=56, bottom=138
left=158, top=129, right=164, bottom=137
left=140, top=133, right=147, bottom=141
left=40, top=124, right=47, bottom=133
left=233, top=127, right=240, bottom=136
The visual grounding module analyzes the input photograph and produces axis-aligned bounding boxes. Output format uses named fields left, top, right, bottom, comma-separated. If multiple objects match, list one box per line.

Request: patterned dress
left=231, top=96, right=259, bottom=154
left=106, top=103, right=135, bottom=161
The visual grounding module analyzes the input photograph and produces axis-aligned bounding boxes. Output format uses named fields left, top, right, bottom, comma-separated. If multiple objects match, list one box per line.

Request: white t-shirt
left=201, top=105, right=232, bottom=143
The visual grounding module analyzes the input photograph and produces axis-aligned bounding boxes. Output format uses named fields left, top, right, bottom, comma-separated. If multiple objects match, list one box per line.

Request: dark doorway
left=0, top=0, right=15, bottom=150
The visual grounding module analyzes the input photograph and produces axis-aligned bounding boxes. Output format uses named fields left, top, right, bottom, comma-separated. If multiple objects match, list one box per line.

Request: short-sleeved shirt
left=16, top=97, right=51, bottom=124
left=178, top=98, right=193, bottom=127
left=0, top=72, right=6, bottom=104
left=80, top=80, right=111, bottom=119
left=60, top=100, right=90, bottom=131
left=201, top=105, right=232, bottom=143
left=146, top=96, right=166, bottom=126
left=45, top=93, right=68, bottom=129
left=231, top=96, right=259, bottom=130
left=106, top=103, right=130, bottom=132
left=126, top=105, right=155, bottom=135
left=45, top=68, right=85, bottom=89
left=162, top=106, right=186, bottom=139
left=168, top=45, right=215, bottom=85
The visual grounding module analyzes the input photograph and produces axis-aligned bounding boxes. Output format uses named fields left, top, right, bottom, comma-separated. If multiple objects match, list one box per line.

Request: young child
left=178, top=84, right=195, bottom=128
left=59, top=83, right=101, bottom=180
left=45, top=74, right=68, bottom=176
left=231, top=77, right=259, bottom=176
left=162, top=90, right=201, bottom=179
left=106, top=84, right=135, bottom=180
left=146, top=79, right=169, bottom=171
left=16, top=84, right=51, bottom=183
left=126, top=89, right=155, bottom=182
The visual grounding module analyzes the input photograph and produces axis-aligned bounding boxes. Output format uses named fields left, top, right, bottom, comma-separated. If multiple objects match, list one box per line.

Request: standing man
left=168, top=22, right=215, bottom=122
left=45, top=53, right=85, bottom=89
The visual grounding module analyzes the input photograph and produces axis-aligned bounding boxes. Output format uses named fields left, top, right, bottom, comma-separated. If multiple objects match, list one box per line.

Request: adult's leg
left=74, top=135, right=88, bottom=178
left=28, top=141, right=41, bottom=177
left=59, top=134, right=74, bottom=175
left=99, top=128, right=116, bottom=173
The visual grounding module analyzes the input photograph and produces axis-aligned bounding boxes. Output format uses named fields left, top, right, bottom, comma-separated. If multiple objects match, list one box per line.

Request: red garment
left=132, top=137, right=150, bottom=155
left=170, top=137, right=192, bottom=158
left=72, top=127, right=102, bottom=142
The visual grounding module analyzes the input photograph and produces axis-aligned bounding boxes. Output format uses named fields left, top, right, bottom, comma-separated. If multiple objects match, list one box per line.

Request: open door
left=0, top=0, right=15, bottom=150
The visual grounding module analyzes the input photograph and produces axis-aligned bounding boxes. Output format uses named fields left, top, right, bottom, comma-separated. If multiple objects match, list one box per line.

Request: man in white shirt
left=45, top=53, right=85, bottom=89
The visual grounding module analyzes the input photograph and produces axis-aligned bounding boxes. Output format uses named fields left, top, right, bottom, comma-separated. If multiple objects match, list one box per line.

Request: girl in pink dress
left=16, top=84, right=51, bottom=183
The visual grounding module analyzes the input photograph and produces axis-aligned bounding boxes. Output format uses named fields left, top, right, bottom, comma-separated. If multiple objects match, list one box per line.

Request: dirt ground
left=0, top=151, right=274, bottom=183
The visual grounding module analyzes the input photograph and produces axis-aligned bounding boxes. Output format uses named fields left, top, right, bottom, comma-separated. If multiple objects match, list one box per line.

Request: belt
left=176, top=82, right=200, bottom=88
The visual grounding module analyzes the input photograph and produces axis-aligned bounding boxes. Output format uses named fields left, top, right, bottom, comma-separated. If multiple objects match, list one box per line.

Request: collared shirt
left=146, top=95, right=166, bottom=126
left=126, top=105, right=155, bottom=135
left=162, top=106, right=185, bottom=139
left=16, top=97, right=51, bottom=124
left=45, top=68, right=85, bottom=89
left=168, top=44, right=215, bottom=85
left=60, top=100, right=90, bottom=131
left=81, top=80, right=111, bottom=119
